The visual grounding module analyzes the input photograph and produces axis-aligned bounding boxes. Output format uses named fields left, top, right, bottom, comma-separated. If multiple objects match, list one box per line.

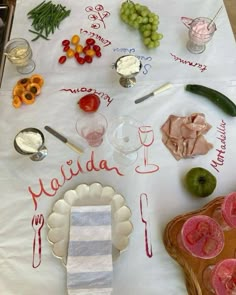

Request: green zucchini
left=185, top=84, right=236, bottom=117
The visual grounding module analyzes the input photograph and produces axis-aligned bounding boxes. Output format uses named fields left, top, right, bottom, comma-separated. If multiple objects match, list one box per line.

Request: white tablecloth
left=0, top=0, right=236, bottom=294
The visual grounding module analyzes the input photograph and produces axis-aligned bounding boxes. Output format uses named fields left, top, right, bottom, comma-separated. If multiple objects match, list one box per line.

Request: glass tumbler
left=4, top=38, right=36, bottom=74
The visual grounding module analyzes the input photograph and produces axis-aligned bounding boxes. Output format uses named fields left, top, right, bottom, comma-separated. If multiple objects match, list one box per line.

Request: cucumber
left=185, top=84, right=236, bottom=117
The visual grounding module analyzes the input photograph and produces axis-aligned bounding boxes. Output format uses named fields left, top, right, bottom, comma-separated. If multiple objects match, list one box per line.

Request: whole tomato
left=78, top=94, right=100, bottom=112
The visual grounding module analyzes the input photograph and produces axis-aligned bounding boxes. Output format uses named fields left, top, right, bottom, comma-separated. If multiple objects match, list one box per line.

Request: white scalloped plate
left=47, top=183, right=133, bottom=265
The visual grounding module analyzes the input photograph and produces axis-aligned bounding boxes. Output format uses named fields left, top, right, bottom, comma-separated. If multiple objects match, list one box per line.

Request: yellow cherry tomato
left=71, top=34, right=80, bottom=45
left=85, top=49, right=96, bottom=57
left=75, top=44, right=83, bottom=53
left=67, top=48, right=75, bottom=58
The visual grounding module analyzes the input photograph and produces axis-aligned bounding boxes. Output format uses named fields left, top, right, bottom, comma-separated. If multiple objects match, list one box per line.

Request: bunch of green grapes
left=120, top=1, right=163, bottom=49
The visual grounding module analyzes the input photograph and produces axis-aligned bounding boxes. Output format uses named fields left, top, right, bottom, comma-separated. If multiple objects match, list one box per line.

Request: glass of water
left=4, top=38, right=35, bottom=74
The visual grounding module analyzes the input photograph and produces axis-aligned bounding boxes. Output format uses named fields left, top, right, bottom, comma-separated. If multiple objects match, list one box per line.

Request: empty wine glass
left=108, top=115, right=146, bottom=166
left=4, top=38, right=35, bottom=74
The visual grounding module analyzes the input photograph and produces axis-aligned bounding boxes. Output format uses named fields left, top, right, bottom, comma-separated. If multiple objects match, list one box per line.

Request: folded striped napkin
left=67, top=205, right=113, bottom=295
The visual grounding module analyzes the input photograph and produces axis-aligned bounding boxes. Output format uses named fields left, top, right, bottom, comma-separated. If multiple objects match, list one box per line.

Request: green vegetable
left=186, top=84, right=236, bottom=117
left=27, top=1, right=71, bottom=41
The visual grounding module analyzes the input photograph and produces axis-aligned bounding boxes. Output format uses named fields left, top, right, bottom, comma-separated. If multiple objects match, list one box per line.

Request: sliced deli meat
left=161, top=113, right=213, bottom=160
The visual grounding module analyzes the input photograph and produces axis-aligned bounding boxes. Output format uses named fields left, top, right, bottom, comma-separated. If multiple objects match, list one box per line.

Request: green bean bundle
left=27, top=1, right=71, bottom=41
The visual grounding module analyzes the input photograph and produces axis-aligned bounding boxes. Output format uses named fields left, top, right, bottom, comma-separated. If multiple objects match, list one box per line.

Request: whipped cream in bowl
left=115, top=55, right=142, bottom=78
left=14, top=127, right=47, bottom=161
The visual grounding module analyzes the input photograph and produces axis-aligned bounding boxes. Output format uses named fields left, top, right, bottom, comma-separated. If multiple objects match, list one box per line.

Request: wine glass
left=135, top=126, right=159, bottom=174
left=108, top=116, right=146, bottom=166
left=4, top=38, right=35, bottom=74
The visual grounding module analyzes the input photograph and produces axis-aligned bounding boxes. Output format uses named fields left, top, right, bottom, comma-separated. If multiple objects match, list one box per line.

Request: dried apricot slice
left=21, top=91, right=36, bottom=105
left=30, top=74, right=44, bottom=87
left=26, top=83, right=41, bottom=96
left=12, top=96, right=22, bottom=108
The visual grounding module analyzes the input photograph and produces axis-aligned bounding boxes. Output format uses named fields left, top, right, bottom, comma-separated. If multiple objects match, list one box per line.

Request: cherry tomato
left=83, top=45, right=91, bottom=54
left=86, top=38, right=95, bottom=45
left=63, top=45, right=70, bottom=52
left=84, top=55, right=93, bottom=63
left=96, top=51, right=102, bottom=57
left=62, top=39, right=70, bottom=46
left=85, top=49, right=96, bottom=57
left=71, top=34, right=80, bottom=45
left=93, top=45, right=101, bottom=52
left=76, top=57, right=85, bottom=64
left=67, top=48, right=75, bottom=58
left=78, top=94, right=100, bottom=112
left=74, top=52, right=80, bottom=59
left=75, top=44, right=83, bottom=53
left=58, top=56, right=67, bottom=64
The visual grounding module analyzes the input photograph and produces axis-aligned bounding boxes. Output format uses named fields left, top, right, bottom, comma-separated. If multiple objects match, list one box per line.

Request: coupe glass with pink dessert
left=179, top=215, right=225, bottom=259
left=181, top=17, right=217, bottom=54
left=203, top=259, right=236, bottom=294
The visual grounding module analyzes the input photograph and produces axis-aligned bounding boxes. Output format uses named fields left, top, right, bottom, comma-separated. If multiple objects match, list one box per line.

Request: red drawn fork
left=32, top=214, right=44, bottom=268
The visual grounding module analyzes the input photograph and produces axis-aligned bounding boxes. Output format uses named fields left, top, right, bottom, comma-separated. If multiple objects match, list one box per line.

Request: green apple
left=185, top=167, right=217, bottom=197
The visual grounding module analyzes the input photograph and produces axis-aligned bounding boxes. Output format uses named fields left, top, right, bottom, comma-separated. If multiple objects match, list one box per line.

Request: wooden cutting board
left=163, top=197, right=236, bottom=295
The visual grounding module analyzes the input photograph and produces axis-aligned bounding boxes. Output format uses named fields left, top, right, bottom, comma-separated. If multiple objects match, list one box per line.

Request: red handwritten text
left=28, top=151, right=124, bottom=210
left=170, top=53, right=207, bottom=73
left=210, top=120, right=227, bottom=173
left=60, top=87, right=113, bottom=107
left=80, top=28, right=111, bottom=47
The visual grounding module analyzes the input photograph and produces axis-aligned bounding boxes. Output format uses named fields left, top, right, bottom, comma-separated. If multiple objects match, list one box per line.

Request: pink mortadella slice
left=221, top=192, right=236, bottom=228
left=181, top=215, right=225, bottom=259
left=211, top=259, right=236, bottom=295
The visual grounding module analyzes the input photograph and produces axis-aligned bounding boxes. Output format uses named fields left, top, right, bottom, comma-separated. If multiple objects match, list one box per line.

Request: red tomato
left=83, top=45, right=91, bottom=54
left=93, top=45, right=101, bottom=52
left=76, top=57, right=85, bottom=64
left=62, top=39, right=70, bottom=46
left=74, top=52, right=80, bottom=59
left=84, top=55, right=93, bottom=63
left=86, top=38, right=95, bottom=45
left=63, top=45, right=70, bottom=52
left=58, top=56, right=67, bottom=64
left=96, top=51, right=102, bottom=57
left=78, top=94, right=100, bottom=112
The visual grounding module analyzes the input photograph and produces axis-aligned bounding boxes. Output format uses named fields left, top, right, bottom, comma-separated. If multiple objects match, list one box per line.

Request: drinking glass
left=76, top=113, right=108, bottom=147
left=212, top=192, right=236, bottom=231
left=4, top=38, right=36, bottom=74
left=107, top=116, right=146, bottom=166
left=135, top=126, right=159, bottom=174
left=202, top=259, right=236, bottom=294
left=178, top=215, right=224, bottom=259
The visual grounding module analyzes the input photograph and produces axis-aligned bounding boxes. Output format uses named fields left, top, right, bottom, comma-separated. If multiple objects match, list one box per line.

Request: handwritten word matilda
left=80, top=28, right=111, bottom=47
left=28, top=151, right=124, bottom=210
left=210, top=120, right=227, bottom=173
left=60, top=87, right=114, bottom=107
left=170, top=53, right=207, bottom=73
